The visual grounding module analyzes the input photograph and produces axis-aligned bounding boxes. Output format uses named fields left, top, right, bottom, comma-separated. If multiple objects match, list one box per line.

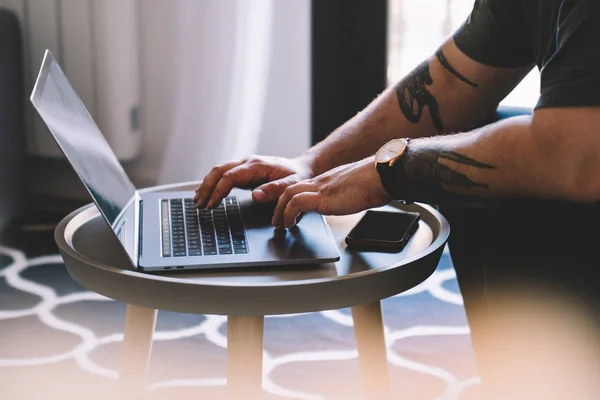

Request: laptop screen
left=31, top=51, right=138, bottom=266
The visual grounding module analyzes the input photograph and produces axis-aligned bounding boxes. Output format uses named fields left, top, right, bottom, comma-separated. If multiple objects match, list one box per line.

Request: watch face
left=375, top=139, right=408, bottom=164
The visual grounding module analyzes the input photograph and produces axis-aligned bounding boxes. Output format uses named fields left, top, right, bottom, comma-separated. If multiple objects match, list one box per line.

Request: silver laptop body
left=31, top=50, right=340, bottom=272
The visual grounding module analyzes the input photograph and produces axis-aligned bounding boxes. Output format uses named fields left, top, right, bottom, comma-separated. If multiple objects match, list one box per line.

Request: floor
left=0, top=210, right=482, bottom=400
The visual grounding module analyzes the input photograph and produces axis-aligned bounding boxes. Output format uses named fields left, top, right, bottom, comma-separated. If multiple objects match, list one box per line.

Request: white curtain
left=156, top=0, right=274, bottom=184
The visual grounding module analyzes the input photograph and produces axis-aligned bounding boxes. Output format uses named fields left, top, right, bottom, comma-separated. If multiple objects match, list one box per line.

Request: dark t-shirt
left=445, top=0, right=600, bottom=280
left=454, top=0, right=600, bottom=108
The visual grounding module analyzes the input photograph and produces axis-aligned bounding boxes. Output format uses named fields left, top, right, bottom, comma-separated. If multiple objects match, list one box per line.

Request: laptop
left=31, top=50, right=340, bottom=272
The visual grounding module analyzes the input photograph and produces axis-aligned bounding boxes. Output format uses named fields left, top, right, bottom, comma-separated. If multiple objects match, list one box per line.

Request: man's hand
left=272, top=156, right=392, bottom=229
left=194, top=155, right=315, bottom=208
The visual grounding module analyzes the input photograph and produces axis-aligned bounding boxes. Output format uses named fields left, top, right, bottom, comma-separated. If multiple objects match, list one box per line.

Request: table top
left=55, top=182, right=450, bottom=315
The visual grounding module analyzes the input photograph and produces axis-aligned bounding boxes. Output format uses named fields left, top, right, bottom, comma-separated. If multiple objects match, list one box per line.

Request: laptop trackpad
left=240, top=199, right=337, bottom=262
left=240, top=200, right=277, bottom=227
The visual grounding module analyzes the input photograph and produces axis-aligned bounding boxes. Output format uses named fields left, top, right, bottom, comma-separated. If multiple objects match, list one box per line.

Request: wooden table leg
left=352, top=302, right=391, bottom=400
left=227, top=315, right=265, bottom=400
left=119, top=304, right=158, bottom=399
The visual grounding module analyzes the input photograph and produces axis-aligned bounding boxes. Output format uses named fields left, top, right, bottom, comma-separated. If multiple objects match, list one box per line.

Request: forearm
left=300, top=86, right=440, bottom=176
left=397, top=115, right=595, bottom=205
left=300, top=40, right=530, bottom=176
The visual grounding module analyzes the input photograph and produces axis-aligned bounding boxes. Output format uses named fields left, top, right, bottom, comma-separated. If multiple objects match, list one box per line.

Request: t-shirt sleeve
left=453, top=0, right=534, bottom=68
left=537, top=2, right=600, bottom=108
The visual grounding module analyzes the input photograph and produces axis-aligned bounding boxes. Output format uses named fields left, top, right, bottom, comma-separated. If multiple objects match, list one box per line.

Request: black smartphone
left=345, top=210, right=420, bottom=252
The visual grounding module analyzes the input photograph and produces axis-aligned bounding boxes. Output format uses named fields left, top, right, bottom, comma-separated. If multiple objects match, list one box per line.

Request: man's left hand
left=272, top=156, right=392, bottom=229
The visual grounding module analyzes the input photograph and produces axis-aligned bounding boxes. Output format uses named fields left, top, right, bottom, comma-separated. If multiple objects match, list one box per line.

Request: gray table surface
left=55, top=182, right=450, bottom=316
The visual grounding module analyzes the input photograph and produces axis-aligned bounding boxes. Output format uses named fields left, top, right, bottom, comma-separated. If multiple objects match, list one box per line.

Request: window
left=387, top=0, right=540, bottom=108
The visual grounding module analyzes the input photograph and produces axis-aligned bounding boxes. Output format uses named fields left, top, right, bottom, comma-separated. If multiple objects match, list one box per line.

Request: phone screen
left=347, top=210, right=420, bottom=242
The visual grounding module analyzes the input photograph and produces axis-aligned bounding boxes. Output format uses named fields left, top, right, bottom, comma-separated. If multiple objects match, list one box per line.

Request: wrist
left=375, top=138, right=414, bottom=204
left=295, top=151, right=329, bottom=177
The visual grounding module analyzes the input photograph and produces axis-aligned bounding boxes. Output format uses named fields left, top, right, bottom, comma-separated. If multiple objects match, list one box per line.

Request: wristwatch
left=374, top=138, right=413, bottom=204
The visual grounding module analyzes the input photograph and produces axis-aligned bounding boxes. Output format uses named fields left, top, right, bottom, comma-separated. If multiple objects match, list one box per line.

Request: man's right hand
left=194, top=155, right=315, bottom=208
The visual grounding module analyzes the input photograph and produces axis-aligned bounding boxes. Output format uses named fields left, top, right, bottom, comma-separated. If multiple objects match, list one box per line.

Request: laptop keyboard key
left=164, top=196, right=249, bottom=258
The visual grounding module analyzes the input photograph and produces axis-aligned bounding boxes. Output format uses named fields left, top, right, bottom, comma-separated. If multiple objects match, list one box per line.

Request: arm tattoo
left=437, top=151, right=495, bottom=169
left=435, top=49, right=479, bottom=88
left=395, top=61, right=444, bottom=133
left=398, top=148, right=495, bottom=203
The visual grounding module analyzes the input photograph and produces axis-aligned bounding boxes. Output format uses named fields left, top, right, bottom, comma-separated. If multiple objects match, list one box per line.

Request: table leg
left=352, top=302, right=391, bottom=400
left=119, top=304, right=158, bottom=399
left=227, top=315, right=265, bottom=400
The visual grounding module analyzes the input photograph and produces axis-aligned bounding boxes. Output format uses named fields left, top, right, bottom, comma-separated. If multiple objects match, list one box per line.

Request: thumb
left=252, top=176, right=297, bottom=203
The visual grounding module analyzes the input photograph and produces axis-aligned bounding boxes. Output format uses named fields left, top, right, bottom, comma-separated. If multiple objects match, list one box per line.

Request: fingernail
left=253, top=189, right=265, bottom=201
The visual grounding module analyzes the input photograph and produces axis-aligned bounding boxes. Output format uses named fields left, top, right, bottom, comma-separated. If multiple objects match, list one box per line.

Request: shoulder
left=454, top=0, right=533, bottom=68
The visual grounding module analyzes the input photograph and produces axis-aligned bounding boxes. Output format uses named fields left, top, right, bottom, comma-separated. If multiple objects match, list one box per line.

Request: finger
left=193, top=185, right=203, bottom=202
left=196, top=161, right=243, bottom=207
left=272, top=182, right=317, bottom=228
left=206, top=164, right=267, bottom=208
left=252, top=176, right=297, bottom=203
left=284, top=193, right=322, bottom=228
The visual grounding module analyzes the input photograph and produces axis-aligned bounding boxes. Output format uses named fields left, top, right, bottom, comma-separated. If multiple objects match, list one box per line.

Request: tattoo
left=437, top=151, right=495, bottom=169
left=435, top=49, right=479, bottom=88
left=395, top=61, right=444, bottom=133
left=398, top=148, right=495, bottom=203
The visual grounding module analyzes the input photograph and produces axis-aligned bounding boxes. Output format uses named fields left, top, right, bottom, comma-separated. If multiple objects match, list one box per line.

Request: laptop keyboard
left=161, top=197, right=248, bottom=257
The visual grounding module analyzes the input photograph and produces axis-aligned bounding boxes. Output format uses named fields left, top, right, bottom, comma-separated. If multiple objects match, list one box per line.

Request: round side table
left=55, top=182, right=449, bottom=400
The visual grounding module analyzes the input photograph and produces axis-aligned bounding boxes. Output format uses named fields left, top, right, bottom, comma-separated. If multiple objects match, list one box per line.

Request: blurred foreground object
left=479, top=287, right=600, bottom=400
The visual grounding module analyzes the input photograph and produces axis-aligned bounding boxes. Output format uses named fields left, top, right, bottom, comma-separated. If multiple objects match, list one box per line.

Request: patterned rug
left=0, top=213, right=482, bottom=400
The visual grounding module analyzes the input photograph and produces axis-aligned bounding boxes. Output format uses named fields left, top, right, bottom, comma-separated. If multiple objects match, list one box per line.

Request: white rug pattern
left=0, top=245, right=480, bottom=399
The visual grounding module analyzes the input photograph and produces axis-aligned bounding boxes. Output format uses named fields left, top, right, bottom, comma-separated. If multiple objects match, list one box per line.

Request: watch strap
left=376, top=157, right=414, bottom=205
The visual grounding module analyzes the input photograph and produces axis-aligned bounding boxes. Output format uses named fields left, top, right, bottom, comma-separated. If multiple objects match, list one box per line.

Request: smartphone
left=345, top=210, right=420, bottom=252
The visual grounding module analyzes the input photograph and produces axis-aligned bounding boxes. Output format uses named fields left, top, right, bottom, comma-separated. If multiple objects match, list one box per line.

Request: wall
left=27, top=0, right=311, bottom=201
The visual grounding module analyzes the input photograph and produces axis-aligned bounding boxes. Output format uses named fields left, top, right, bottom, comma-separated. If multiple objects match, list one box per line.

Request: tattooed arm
left=197, top=39, right=531, bottom=208
left=398, top=106, right=600, bottom=204
left=304, top=40, right=532, bottom=176
left=394, top=117, right=564, bottom=204
left=272, top=107, right=600, bottom=228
